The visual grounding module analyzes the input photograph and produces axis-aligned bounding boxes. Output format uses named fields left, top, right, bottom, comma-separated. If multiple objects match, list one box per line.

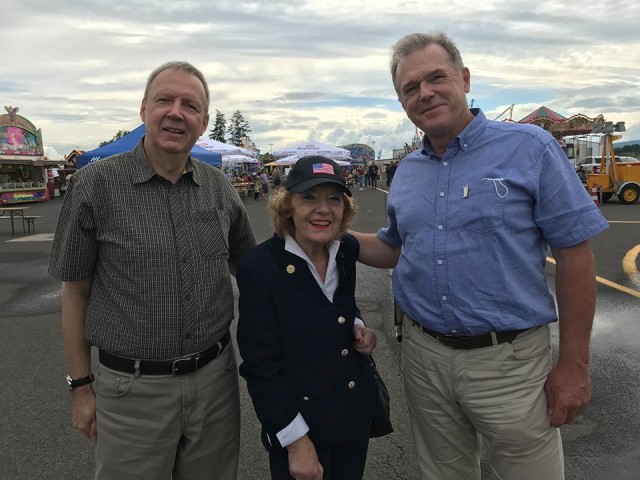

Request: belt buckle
left=438, top=333, right=475, bottom=349
left=442, top=333, right=461, bottom=339
left=172, top=354, right=200, bottom=375
left=441, top=333, right=471, bottom=341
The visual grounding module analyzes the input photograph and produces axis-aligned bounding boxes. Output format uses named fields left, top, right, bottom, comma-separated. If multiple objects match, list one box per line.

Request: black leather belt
left=412, top=322, right=528, bottom=350
left=99, top=332, right=231, bottom=375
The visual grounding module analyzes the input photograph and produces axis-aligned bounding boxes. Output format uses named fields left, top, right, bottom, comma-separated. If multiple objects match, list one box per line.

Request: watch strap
left=66, top=374, right=95, bottom=390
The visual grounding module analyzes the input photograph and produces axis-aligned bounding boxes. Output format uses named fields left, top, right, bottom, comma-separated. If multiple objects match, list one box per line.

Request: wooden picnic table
left=232, top=182, right=253, bottom=198
left=0, top=206, right=29, bottom=236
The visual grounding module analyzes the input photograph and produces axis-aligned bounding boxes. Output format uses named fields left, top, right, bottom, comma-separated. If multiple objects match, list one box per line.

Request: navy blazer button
left=286, top=265, right=295, bottom=274
left=348, top=381, right=356, bottom=389
left=341, top=349, right=349, bottom=356
left=338, top=316, right=346, bottom=324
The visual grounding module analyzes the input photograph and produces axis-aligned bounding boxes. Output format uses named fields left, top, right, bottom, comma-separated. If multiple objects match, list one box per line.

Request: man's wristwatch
left=66, top=374, right=95, bottom=390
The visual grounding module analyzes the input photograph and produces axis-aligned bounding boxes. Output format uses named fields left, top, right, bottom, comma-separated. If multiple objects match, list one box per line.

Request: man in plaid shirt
left=49, top=61, right=256, bottom=480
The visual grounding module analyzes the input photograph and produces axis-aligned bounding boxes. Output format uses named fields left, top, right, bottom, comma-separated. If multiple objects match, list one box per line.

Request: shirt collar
left=129, top=137, right=200, bottom=185
left=421, top=108, right=486, bottom=157
left=284, top=235, right=340, bottom=265
left=284, top=235, right=342, bottom=300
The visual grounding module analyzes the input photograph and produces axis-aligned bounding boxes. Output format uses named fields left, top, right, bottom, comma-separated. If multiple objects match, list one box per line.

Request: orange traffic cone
left=590, top=186, right=599, bottom=205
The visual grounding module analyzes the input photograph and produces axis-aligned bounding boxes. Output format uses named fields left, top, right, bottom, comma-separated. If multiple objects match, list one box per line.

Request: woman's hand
left=287, top=435, right=323, bottom=480
left=353, top=324, right=377, bottom=355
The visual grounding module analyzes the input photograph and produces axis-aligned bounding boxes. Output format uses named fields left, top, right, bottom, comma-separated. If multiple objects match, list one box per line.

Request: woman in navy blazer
left=236, top=156, right=379, bottom=480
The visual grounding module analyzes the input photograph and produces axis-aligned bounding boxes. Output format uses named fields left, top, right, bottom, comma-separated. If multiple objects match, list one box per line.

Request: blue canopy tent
left=76, top=124, right=222, bottom=168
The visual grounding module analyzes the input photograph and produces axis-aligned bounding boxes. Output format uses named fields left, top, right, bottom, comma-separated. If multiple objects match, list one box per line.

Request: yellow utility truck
left=587, top=132, right=640, bottom=204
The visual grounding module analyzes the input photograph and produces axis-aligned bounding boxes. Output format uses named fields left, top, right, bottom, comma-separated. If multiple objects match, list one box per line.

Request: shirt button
left=348, top=381, right=356, bottom=389
left=338, top=316, right=346, bottom=324
left=439, top=192, right=445, bottom=197
left=437, top=260, right=443, bottom=265
left=341, top=349, right=349, bottom=357
left=303, top=396, right=309, bottom=401
left=463, top=143, right=468, bottom=148
left=437, top=225, right=443, bottom=230
left=185, top=294, right=191, bottom=301
left=442, top=161, right=448, bottom=166
left=441, top=296, right=448, bottom=301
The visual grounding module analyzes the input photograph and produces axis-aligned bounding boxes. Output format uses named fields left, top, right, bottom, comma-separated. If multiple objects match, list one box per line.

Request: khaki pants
left=402, top=322, right=564, bottom=480
left=94, top=343, right=240, bottom=480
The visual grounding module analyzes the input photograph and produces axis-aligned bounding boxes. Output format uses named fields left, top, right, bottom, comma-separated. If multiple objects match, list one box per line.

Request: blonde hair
left=269, top=189, right=357, bottom=239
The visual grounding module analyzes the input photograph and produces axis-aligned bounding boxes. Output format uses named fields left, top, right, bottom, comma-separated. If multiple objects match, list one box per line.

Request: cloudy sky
left=4, top=0, right=640, bottom=160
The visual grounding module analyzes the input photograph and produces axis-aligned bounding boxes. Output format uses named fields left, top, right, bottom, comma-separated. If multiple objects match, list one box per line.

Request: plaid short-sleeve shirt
left=49, top=141, right=256, bottom=358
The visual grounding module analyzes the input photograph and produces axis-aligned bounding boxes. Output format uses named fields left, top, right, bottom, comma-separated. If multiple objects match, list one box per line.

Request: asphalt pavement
left=1, top=182, right=639, bottom=480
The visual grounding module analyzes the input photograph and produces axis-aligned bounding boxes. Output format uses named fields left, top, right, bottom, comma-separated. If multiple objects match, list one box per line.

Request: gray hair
left=143, top=61, right=210, bottom=114
left=390, top=32, right=465, bottom=97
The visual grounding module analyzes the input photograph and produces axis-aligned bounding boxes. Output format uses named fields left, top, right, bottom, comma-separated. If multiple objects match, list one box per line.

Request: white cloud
left=3, top=0, right=639, bottom=159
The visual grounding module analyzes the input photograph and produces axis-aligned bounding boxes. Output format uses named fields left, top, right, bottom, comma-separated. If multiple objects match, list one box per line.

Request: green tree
left=209, top=110, right=226, bottom=142
left=228, top=110, right=251, bottom=146
left=615, top=144, right=640, bottom=158
left=99, top=130, right=130, bottom=147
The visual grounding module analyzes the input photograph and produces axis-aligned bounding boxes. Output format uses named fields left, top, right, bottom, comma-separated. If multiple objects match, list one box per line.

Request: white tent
left=197, top=139, right=258, bottom=157
left=272, top=140, right=351, bottom=160
left=222, top=154, right=260, bottom=165
left=272, top=154, right=302, bottom=165
left=271, top=155, right=351, bottom=167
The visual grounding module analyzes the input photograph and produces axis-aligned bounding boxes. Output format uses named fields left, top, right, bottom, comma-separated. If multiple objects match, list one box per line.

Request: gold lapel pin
left=286, top=265, right=295, bottom=274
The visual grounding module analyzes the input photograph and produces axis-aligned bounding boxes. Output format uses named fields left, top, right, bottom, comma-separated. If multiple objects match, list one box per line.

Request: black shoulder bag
left=369, top=356, right=394, bottom=438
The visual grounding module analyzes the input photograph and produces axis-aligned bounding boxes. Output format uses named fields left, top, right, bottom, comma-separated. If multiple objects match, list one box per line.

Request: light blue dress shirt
left=378, top=109, right=609, bottom=335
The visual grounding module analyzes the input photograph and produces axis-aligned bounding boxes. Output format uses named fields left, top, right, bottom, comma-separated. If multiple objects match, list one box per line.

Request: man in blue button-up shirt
left=353, top=32, right=608, bottom=480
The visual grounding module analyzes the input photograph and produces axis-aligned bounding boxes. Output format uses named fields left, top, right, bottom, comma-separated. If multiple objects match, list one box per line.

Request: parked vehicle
left=586, top=150, right=640, bottom=204
left=575, top=155, right=638, bottom=174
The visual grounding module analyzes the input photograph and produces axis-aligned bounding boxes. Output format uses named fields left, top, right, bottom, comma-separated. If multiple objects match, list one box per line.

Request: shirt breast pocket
left=458, top=179, right=506, bottom=233
left=196, top=208, right=230, bottom=259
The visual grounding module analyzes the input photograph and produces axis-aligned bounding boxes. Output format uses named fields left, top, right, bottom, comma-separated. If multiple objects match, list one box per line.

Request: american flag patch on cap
left=312, top=163, right=334, bottom=175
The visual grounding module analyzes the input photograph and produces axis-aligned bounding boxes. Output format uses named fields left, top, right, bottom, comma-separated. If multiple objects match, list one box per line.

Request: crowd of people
left=50, top=30, right=607, bottom=480
left=229, top=160, right=401, bottom=203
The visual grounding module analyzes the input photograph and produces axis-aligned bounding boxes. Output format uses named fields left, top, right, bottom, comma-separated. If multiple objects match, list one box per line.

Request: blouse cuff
left=276, top=413, right=310, bottom=448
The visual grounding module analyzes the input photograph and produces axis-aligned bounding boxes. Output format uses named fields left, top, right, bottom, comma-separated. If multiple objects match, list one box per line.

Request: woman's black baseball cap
left=284, top=156, right=351, bottom=196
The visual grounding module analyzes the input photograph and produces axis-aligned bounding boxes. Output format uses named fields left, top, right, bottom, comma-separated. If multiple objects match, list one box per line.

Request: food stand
left=0, top=106, right=50, bottom=204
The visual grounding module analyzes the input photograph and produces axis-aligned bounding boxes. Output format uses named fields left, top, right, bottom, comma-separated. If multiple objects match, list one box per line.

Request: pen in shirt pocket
left=463, top=185, right=469, bottom=198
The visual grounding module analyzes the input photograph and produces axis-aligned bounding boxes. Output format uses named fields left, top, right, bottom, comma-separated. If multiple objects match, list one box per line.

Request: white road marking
left=622, top=245, right=640, bottom=290
left=547, top=256, right=640, bottom=299
left=6, top=233, right=55, bottom=242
